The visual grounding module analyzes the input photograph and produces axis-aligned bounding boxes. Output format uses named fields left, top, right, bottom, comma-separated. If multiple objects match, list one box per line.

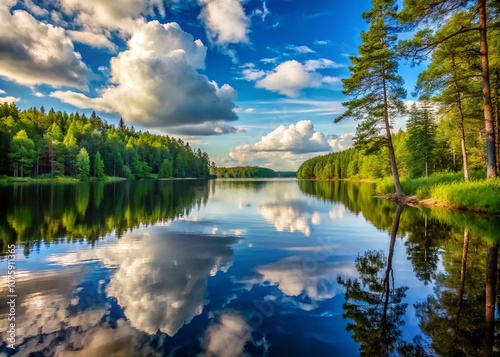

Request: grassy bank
left=0, top=175, right=127, bottom=183
left=376, top=171, right=500, bottom=213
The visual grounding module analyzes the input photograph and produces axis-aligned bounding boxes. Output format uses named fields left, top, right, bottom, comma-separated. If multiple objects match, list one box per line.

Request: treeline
left=300, top=0, right=500, bottom=184
left=211, top=166, right=276, bottom=178
left=0, top=103, right=211, bottom=179
left=297, top=105, right=488, bottom=181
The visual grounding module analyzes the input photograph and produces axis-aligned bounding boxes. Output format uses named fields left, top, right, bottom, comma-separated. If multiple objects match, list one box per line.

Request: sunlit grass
left=376, top=171, right=500, bottom=212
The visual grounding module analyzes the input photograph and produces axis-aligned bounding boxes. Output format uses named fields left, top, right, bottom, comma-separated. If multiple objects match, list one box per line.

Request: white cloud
left=328, top=132, right=355, bottom=152
left=198, top=0, right=250, bottom=46
left=0, top=96, right=20, bottom=103
left=51, top=21, right=238, bottom=128
left=303, top=58, right=343, bottom=71
left=202, top=312, right=251, bottom=357
left=232, top=120, right=334, bottom=155
left=285, top=45, right=315, bottom=54
left=314, top=40, right=330, bottom=45
left=33, top=91, right=44, bottom=97
left=254, top=60, right=340, bottom=97
left=260, top=57, right=277, bottom=64
left=67, top=30, right=118, bottom=52
left=0, top=0, right=90, bottom=89
left=0, top=89, right=5, bottom=94
left=241, top=68, right=266, bottom=81
left=57, top=0, right=165, bottom=34
left=24, top=0, right=49, bottom=17
left=244, top=108, right=255, bottom=113
left=227, top=120, right=352, bottom=170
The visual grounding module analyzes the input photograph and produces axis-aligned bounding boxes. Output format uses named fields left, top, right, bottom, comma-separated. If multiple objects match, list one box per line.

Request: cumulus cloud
left=314, top=40, right=330, bottom=45
left=0, top=0, right=90, bottom=89
left=0, top=96, right=20, bottom=103
left=169, top=121, right=245, bottom=136
left=67, top=30, right=118, bottom=52
left=51, top=21, right=238, bottom=128
left=202, top=312, right=251, bottom=357
left=56, top=0, right=165, bottom=34
left=198, top=0, right=250, bottom=46
left=228, top=120, right=354, bottom=170
left=232, top=120, right=334, bottom=155
left=329, top=132, right=355, bottom=152
left=254, top=60, right=340, bottom=97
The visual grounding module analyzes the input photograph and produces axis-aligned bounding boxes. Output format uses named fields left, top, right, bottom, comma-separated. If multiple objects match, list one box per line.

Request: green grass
left=430, top=180, right=500, bottom=212
left=376, top=171, right=500, bottom=213
left=0, top=174, right=127, bottom=183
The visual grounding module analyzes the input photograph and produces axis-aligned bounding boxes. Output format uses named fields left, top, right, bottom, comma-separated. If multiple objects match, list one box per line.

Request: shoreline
left=375, top=194, right=499, bottom=215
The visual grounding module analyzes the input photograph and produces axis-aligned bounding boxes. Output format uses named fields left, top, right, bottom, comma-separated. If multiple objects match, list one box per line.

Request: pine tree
left=335, top=0, right=406, bottom=196
left=76, top=148, right=90, bottom=180
left=407, top=103, right=437, bottom=177
left=94, top=152, right=105, bottom=178
left=9, top=130, right=36, bottom=177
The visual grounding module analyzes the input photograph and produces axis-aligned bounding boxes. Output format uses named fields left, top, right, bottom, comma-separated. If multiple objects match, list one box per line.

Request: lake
left=0, top=179, right=499, bottom=356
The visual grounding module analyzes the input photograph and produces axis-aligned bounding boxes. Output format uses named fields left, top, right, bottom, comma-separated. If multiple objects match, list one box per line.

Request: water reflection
left=1, top=179, right=499, bottom=356
left=0, top=180, right=210, bottom=255
left=259, top=201, right=321, bottom=237
left=338, top=205, right=409, bottom=355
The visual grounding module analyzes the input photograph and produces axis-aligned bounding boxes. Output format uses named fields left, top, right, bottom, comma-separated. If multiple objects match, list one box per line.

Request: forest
left=0, top=103, right=211, bottom=180
left=210, top=166, right=277, bottom=178
left=298, top=0, right=500, bottom=197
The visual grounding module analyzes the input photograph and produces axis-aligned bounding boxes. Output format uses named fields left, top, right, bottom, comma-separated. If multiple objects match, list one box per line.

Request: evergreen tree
left=407, top=103, right=437, bottom=177
left=76, top=148, right=90, bottom=180
left=158, top=159, right=173, bottom=178
left=400, top=0, right=497, bottom=178
left=94, top=152, right=105, bottom=178
left=9, top=130, right=36, bottom=177
left=335, top=0, right=406, bottom=196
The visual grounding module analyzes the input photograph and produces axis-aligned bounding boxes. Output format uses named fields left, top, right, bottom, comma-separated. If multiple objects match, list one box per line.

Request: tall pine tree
left=335, top=0, right=406, bottom=196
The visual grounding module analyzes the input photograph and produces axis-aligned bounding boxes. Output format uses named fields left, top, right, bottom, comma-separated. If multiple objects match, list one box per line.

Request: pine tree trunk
left=452, top=55, right=470, bottom=181
left=382, top=70, right=404, bottom=197
left=495, top=70, right=500, bottom=172
left=478, top=0, right=497, bottom=178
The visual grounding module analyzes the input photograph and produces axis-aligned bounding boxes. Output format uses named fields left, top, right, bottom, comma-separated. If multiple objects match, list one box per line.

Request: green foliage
left=158, top=159, right=173, bottom=178
left=0, top=103, right=211, bottom=180
left=406, top=103, right=437, bottom=177
left=76, top=148, right=90, bottom=180
left=9, top=130, right=37, bottom=177
left=212, top=166, right=277, bottom=178
left=94, top=152, right=105, bottom=178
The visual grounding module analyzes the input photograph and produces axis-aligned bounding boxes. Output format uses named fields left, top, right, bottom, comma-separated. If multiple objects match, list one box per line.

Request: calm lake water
left=1, top=179, right=499, bottom=356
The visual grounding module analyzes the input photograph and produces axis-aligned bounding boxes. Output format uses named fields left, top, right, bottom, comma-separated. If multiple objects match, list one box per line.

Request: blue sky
left=0, top=0, right=421, bottom=170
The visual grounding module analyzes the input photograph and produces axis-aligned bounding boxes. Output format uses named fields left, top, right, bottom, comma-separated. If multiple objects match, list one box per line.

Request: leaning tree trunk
left=478, top=0, right=497, bottom=178
left=382, top=69, right=404, bottom=197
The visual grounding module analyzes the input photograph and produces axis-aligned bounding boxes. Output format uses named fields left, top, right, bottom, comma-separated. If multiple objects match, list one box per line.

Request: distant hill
left=275, top=171, right=297, bottom=177
left=211, top=166, right=277, bottom=178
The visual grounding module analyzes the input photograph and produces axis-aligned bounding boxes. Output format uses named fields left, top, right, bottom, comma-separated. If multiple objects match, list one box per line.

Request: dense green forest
left=0, top=103, right=211, bottom=179
left=303, top=0, right=500, bottom=191
left=210, top=166, right=277, bottom=178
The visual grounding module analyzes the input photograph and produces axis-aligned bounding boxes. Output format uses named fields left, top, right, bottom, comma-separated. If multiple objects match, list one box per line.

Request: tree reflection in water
left=338, top=205, right=409, bottom=356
